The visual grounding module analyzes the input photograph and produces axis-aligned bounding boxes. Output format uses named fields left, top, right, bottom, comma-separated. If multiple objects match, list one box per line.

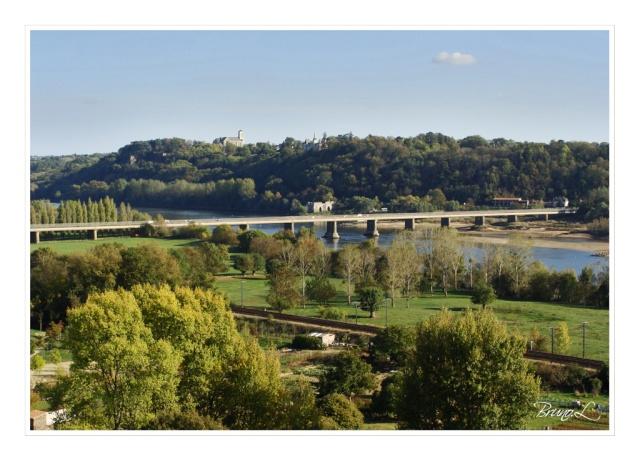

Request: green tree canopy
left=396, top=309, right=540, bottom=429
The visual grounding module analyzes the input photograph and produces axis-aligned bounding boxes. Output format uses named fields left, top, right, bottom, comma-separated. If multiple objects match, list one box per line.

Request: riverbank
left=339, top=219, right=609, bottom=253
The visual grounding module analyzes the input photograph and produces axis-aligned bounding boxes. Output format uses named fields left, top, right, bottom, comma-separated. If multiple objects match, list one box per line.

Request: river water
left=140, top=207, right=608, bottom=274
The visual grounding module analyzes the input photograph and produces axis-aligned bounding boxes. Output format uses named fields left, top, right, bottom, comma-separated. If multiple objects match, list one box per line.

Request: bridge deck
left=30, top=208, right=575, bottom=233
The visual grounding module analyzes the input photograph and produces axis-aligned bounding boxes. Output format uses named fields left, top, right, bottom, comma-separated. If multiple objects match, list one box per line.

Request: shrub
left=588, top=377, right=602, bottom=396
left=211, top=224, right=239, bottom=246
left=554, top=322, right=571, bottom=354
left=370, top=374, right=400, bottom=419
left=534, top=363, right=592, bottom=393
left=291, top=334, right=324, bottom=350
left=596, top=364, right=609, bottom=394
left=587, top=218, right=609, bottom=237
left=307, top=277, right=337, bottom=306
left=31, top=354, right=45, bottom=370
left=319, top=393, right=364, bottom=429
left=172, top=224, right=211, bottom=240
left=528, top=327, right=549, bottom=352
left=147, top=410, right=224, bottom=430
left=49, top=349, right=62, bottom=364
left=319, top=351, right=375, bottom=396
left=319, top=307, right=346, bottom=321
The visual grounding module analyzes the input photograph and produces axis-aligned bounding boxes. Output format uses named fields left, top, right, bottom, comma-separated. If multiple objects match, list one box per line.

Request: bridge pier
left=239, top=224, right=250, bottom=231
left=364, top=219, right=379, bottom=238
left=323, top=221, right=340, bottom=240
left=404, top=218, right=416, bottom=231
left=30, top=231, right=40, bottom=244
left=440, top=217, right=450, bottom=228
left=540, top=214, right=549, bottom=221
left=474, top=216, right=486, bottom=226
left=88, top=229, right=98, bottom=240
left=507, top=215, right=518, bottom=224
left=283, top=222, right=295, bottom=233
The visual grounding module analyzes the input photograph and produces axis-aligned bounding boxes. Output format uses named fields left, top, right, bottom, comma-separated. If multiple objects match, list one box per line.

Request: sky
left=30, top=30, right=609, bottom=155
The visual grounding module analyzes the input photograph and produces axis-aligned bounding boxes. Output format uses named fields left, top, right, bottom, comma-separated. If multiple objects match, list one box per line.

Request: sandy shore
left=339, top=220, right=609, bottom=253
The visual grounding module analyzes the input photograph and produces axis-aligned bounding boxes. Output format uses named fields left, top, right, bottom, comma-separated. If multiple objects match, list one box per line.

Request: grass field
left=215, top=275, right=609, bottom=361
left=29, top=236, right=609, bottom=361
left=30, top=236, right=202, bottom=255
left=524, top=391, right=609, bottom=430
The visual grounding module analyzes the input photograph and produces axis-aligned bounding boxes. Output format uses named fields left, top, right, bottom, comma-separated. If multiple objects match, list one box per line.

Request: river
left=139, top=207, right=608, bottom=275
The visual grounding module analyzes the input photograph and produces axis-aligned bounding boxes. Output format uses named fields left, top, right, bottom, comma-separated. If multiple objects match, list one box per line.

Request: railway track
left=231, top=306, right=606, bottom=370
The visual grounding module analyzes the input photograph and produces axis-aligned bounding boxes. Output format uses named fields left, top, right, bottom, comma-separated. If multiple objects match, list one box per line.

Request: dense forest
left=30, top=133, right=609, bottom=218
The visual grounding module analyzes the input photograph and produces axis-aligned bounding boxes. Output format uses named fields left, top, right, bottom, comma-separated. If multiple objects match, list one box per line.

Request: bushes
left=587, top=218, right=609, bottom=237
left=146, top=411, right=223, bottom=430
left=172, top=224, right=211, bottom=240
left=370, top=374, right=400, bottom=419
left=534, top=363, right=604, bottom=394
left=319, top=393, right=364, bottom=429
left=319, top=351, right=375, bottom=396
left=319, top=307, right=346, bottom=321
left=291, top=334, right=324, bottom=350
left=31, top=354, right=45, bottom=370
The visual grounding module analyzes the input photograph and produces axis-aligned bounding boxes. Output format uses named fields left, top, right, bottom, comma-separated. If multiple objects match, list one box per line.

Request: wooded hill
left=30, top=133, right=609, bottom=217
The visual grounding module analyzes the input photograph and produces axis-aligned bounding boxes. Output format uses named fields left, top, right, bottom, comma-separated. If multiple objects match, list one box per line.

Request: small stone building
left=308, top=332, right=336, bottom=347
left=307, top=201, right=334, bottom=213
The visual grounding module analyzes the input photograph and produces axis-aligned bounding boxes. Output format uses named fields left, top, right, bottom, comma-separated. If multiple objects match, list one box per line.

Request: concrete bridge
left=30, top=208, right=576, bottom=243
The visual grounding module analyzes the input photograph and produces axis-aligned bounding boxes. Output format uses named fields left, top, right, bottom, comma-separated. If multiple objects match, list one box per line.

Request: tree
left=319, top=351, right=375, bottom=397
left=266, top=260, right=301, bottom=311
left=118, top=245, right=182, bottom=289
left=555, top=321, right=571, bottom=354
left=433, top=228, right=462, bottom=296
left=237, top=229, right=267, bottom=253
left=279, top=378, right=321, bottom=430
left=319, top=393, right=364, bottom=430
left=31, top=248, right=70, bottom=327
left=250, top=253, right=265, bottom=275
left=415, top=227, right=442, bottom=293
left=505, top=235, right=532, bottom=297
left=396, top=309, right=540, bottom=429
left=358, top=286, right=384, bottom=318
left=338, top=244, right=359, bottom=304
left=233, top=253, right=254, bottom=277
left=471, top=282, right=496, bottom=308
left=291, top=233, right=324, bottom=307
left=306, top=277, right=337, bottom=306
left=211, top=224, right=239, bottom=246
left=63, top=290, right=182, bottom=429
left=369, top=325, right=416, bottom=370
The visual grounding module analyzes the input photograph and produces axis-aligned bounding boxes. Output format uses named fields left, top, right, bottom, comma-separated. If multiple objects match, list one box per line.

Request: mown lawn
left=215, top=275, right=609, bottom=361
left=30, top=236, right=202, bottom=255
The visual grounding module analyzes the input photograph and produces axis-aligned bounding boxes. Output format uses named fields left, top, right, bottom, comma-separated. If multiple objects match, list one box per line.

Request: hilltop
left=30, top=133, right=609, bottom=217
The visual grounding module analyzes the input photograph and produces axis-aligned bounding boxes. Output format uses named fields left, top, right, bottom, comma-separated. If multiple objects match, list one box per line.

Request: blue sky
left=30, top=30, right=609, bottom=155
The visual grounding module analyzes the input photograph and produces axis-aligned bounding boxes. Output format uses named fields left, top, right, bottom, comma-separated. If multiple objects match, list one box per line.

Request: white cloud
left=433, top=51, right=477, bottom=66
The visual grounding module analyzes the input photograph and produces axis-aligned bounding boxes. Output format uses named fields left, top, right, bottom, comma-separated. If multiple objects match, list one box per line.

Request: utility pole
left=550, top=327, right=556, bottom=354
left=582, top=321, right=588, bottom=358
